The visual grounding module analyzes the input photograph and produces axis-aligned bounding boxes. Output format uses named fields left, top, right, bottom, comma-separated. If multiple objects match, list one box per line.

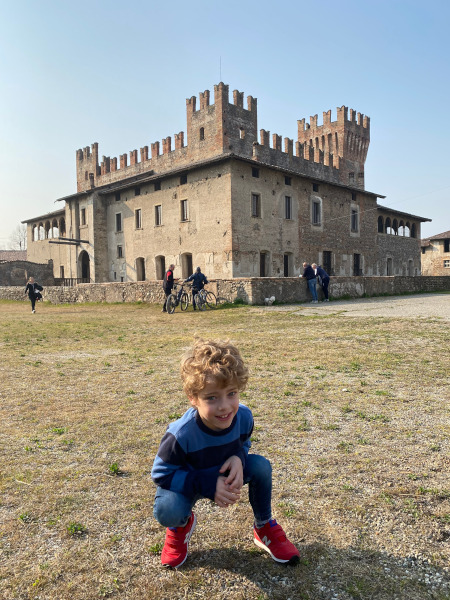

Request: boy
left=151, top=338, right=300, bottom=568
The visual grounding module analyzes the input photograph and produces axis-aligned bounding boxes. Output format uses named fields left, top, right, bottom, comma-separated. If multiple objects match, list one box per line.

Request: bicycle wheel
left=204, top=291, right=217, bottom=308
left=194, top=292, right=206, bottom=311
left=166, top=294, right=177, bottom=314
left=180, top=292, right=189, bottom=311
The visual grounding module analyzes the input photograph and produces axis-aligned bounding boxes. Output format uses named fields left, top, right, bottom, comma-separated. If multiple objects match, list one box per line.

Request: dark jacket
left=163, top=269, right=174, bottom=292
left=25, top=282, right=43, bottom=298
left=186, top=271, right=208, bottom=291
left=316, top=266, right=330, bottom=282
left=302, top=265, right=316, bottom=280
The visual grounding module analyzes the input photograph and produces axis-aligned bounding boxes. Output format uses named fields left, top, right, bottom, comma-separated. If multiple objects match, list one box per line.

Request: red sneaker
left=254, top=519, right=300, bottom=564
left=161, top=512, right=197, bottom=568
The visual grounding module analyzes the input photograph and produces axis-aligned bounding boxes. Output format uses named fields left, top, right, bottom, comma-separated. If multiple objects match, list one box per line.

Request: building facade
left=24, top=83, right=430, bottom=282
left=421, top=230, right=450, bottom=275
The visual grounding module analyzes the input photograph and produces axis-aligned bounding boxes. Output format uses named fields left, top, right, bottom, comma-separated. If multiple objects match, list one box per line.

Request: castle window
left=352, top=192, right=357, bottom=201
left=313, top=183, right=319, bottom=192
left=80, top=208, right=86, bottom=226
left=181, top=199, right=188, bottom=222
left=284, top=196, right=292, bottom=220
left=285, top=176, right=291, bottom=186
left=115, top=213, right=122, bottom=232
left=115, top=192, right=120, bottom=202
left=180, top=174, right=187, bottom=185
left=135, top=187, right=141, bottom=196
left=312, top=199, right=321, bottom=226
left=135, top=209, right=142, bottom=229
left=240, top=128, right=245, bottom=139
left=251, top=193, right=261, bottom=218
left=260, top=252, right=269, bottom=277
left=378, top=216, right=384, bottom=233
left=444, top=239, right=450, bottom=252
left=117, top=245, right=123, bottom=258
left=199, top=127, right=205, bottom=141
left=252, top=167, right=259, bottom=178
left=154, top=181, right=161, bottom=191
left=353, top=253, right=361, bottom=276
left=155, top=205, right=162, bottom=226
left=323, top=251, right=332, bottom=275
left=444, top=259, right=450, bottom=268
left=351, top=208, right=359, bottom=232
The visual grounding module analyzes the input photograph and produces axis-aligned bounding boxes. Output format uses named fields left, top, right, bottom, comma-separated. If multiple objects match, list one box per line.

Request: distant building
left=421, top=230, right=450, bottom=275
left=0, top=250, right=27, bottom=262
left=24, top=82, right=430, bottom=282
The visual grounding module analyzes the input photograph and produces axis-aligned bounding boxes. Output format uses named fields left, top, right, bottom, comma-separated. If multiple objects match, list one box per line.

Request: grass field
left=0, top=300, right=449, bottom=600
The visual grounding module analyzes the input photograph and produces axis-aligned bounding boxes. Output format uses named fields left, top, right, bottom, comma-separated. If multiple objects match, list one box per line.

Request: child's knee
left=247, top=454, right=272, bottom=480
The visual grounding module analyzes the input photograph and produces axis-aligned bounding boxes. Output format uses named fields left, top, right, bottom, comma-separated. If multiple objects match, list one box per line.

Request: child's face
left=190, top=379, right=240, bottom=431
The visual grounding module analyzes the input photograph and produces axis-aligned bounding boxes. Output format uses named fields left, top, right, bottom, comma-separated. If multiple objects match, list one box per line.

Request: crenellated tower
left=297, top=107, right=370, bottom=189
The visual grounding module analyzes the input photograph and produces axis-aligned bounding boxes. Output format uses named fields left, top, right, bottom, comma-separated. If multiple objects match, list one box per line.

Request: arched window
left=45, top=220, right=51, bottom=239
left=78, top=250, right=90, bottom=281
left=38, top=223, right=45, bottom=240
left=136, top=257, right=146, bottom=281
left=377, top=216, right=384, bottom=233
left=385, top=217, right=391, bottom=234
left=33, top=225, right=38, bottom=241
left=155, top=256, right=165, bottom=281
left=411, top=223, right=416, bottom=238
left=59, top=217, right=66, bottom=237
left=199, top=127, right=205, bottom=141
left=392, top=219, right=398, bottom=235
left=181, top=253, right=193, bottom=279
left=52, top=219, right=59, bottom=238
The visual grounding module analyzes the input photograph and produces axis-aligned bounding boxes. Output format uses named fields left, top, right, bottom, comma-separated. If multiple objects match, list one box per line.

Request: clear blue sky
left=1, top=0, right=448, bottom=247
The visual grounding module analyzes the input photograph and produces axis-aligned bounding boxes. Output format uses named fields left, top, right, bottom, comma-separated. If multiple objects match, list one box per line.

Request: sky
left=0, top=0, right=449, bottom=247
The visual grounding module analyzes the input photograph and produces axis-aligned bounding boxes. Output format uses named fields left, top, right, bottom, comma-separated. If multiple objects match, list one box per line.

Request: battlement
left=75, top=84, right=369, bottom=193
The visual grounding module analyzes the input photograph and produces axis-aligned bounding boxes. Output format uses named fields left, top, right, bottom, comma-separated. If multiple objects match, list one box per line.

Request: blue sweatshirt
left=151, top=404, right=254, bottom=500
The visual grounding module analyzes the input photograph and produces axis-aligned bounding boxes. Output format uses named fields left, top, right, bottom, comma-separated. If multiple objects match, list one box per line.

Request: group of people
left=301, top=262, right=330, bottom=303
left=162, top=265, right=208, bottom=312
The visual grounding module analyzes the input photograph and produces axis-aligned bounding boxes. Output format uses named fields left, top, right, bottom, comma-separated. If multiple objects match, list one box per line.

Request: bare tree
left=9, top=224, right=28, bottom=250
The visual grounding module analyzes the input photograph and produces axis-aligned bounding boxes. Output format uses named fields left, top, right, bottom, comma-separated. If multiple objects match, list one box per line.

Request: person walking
left=184, top=267, right=208, bottom=310
left=162, top=264, right=176, bottom=312
left=24, top=276, right=43, bottom=313
left=300, top=262, right=318, bottom=303
left=312, top=263, right=330, bottom=302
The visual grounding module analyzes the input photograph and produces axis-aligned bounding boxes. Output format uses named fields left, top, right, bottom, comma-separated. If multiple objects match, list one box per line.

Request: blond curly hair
left=181, top=338, right=249, bottom=398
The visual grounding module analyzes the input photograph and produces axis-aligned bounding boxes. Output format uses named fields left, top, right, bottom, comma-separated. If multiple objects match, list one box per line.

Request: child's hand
left=219, top=455, right=243, bottom=492
left=214, top=475, right=241, bottom=508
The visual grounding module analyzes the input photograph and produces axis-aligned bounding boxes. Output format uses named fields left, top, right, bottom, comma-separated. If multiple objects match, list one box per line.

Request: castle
left=24, top=82, right=429, bottom=282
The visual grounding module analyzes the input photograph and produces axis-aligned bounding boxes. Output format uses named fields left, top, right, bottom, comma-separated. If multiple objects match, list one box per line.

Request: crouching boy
left=151, top=338, right=300, bottom=568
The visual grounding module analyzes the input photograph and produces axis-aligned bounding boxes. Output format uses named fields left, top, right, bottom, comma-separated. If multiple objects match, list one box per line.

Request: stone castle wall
left=1, top=277, right=449, bottom=306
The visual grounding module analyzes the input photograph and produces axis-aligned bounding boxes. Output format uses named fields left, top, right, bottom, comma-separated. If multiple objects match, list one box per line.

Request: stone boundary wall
left=1, top=276, right=449, bottom=306
left=0, top=260, right=55, bottom=287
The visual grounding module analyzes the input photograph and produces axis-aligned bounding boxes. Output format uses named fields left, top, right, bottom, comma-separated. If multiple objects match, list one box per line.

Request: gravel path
left=268, top=293, right=450, bottom=321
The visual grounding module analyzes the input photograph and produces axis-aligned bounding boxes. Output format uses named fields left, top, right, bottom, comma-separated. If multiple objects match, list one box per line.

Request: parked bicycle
left=165, top=283, right=217, bottom=313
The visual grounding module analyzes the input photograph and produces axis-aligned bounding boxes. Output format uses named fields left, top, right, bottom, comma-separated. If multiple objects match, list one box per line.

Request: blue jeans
left=153, top=454, right=272, bottom=527
left=307, top=278, right=318, bottom=301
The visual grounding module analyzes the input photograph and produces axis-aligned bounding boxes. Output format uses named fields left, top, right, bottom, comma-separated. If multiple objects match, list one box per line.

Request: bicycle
left=165, top=282, right=191, bottom=314
left=196, top=288, right=217, bottom=309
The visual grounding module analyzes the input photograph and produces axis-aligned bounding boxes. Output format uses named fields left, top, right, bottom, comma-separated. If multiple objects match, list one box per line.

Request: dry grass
left=0, top=299, right=449, bottom=600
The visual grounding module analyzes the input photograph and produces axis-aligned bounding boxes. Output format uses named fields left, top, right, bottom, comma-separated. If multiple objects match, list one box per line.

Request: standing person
left=151, top=338, right=300, bottom=568
left=300, top=262, right=318, bottom=303
left=184, top=266, right=208, bottom=310
left=24, top=276, right=43, bottom=314
left=312, top=263, right=330, bottom=302
left=162, top=264, right=176, bottom=312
